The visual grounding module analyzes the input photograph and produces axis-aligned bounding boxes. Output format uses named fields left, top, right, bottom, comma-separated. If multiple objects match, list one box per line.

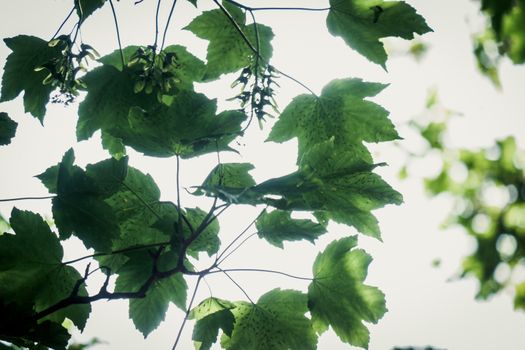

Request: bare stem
left=51, top=7, right=75, bottom=40
left=171, top=276, right=202, bottom=350
left=218, top=268, right=313, bottom=281
left=108, top=0, right=125, bottom=67
left=0, top=195, right=55, bottom=202
left=160, top=0, right=178, bottom=50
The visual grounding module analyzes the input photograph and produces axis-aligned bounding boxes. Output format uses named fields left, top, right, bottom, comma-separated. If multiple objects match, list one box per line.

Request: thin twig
left=154, top=0, right=162, bottom=48
left=171, top=276, right=202, bottom=350
left=108, top=0, right=125, bottom=67
left=215, top=207, right=266, bottom=264
left=216, top=232, right=257, bottom=265
left=0, top=195, right=55, bottom=203
left=51, top=7, right=75, bottom=40
left=62, top=241, right=170, bottom=265
left=217, top=267, right=254, bottom=304
left=160, top=0, right=178, bottom=50
left=213, top=0, right=257, bottom=53
left=217, top=268, right=313, bottom=281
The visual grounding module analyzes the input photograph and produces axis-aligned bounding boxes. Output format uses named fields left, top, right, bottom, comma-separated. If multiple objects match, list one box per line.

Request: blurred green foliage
left=473, top=0, right=525, bottom=85
left=410, top=92, right=525, bottom=309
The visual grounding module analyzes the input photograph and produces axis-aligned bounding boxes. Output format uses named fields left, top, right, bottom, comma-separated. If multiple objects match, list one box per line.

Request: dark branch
left=51, top=7, right=75, bottom=40
left=108, top=0, right=125, bottom=67
left=160, top=0, right=178, bottom=50
left=0, top=196, right=55, bottom=203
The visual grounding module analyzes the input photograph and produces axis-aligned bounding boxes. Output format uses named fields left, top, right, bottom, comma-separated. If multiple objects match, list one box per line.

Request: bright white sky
left=1, top=0, right=525, bottom=349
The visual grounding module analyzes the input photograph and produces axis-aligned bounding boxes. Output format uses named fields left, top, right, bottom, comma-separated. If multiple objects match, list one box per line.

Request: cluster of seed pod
left=230, top=64, right=280, bottom=127
left=127, top=46, right=181, bottom=102
left=36, top=35, right=99, bottom=105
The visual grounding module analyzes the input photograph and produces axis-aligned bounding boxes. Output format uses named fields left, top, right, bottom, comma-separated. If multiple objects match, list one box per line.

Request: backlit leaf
left=308, top=237, right=386, bottom=348
left=221, top=289, right=317, bottom=350
left=327, top=0, right=432, bottom=67
left=256, top=210, right=326, bottom=248
left=0, top=35, right=62, bottom=120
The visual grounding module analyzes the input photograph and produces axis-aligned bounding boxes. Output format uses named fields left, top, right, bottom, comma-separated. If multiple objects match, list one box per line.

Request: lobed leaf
left=327, top=0, right=432, bottom=68
left=256, top=210, right=326, bottom=248
left=308, top=237, right=387, bottom=349
left=0, top=35, right=62, bottom=121
left=185, top=2, right=274, bottom=80
left=221, top=289, right=317, bottom=350
left=0, top=209, right=91, bottom=331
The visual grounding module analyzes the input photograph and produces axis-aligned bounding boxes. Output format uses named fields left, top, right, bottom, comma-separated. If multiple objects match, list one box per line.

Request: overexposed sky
left=1, top=0, right=525, bottom=349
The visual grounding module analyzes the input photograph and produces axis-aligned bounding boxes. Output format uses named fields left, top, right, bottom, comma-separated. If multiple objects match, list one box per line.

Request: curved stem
left=217, top=268, right=313, bottom=281
left=216, top=232, right=257, bottom=266
left=51, top=7, right=75, bottom=40
left=62, top=241, right=170, bottom=265
left=0, top=195, right=55, bottom=203
left=154, top=0, right=162, bottom=48
left=108, top=0, right=125, bottom=67
left=160, top=0, right=178, bottom=50
left=171, top=276, right=202, bottom=350
left=215, top=208, right=266, bottom=264
left=217, top=267, right=254, bottom=304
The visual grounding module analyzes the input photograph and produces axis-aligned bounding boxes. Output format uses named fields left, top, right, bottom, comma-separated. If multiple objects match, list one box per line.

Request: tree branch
left=108, top=0, right=125, bottom=67
left=171, top=276, right=202, bottom=350
left=161, top=0, right=178, bottom=50
left=0, top=196, right=55, bottom=203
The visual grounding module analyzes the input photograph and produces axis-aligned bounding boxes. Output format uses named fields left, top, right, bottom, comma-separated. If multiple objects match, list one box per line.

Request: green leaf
left=52, top=150, right=120, bottom=251
left=0, top=35, right=62, bottom=120
left=189, top=297, right=235, bottom=350
left=76, top=64, right=156, bottom=141
left=327, top=0, right=432, bottom=68
left=123, top=91, right=246, bottom=158
left=185, top=3, right=274, bottom=80
left=163, top=45, right=207, bottom=89
left=114, top=251, right=187, bottom=337
left=85, top=156, right=129, bottom=197
left=75, top=0, right=106, bottom=22
left=268, top=78, right=399, bottom=163
left=197, top=163, right=256, bottom=199
left=0, top=209, right=91, bottom=331
left=97, top=167, right=169, bottom=270
left=256, top=210, right=326, bottom=248
left=0, top=112, right=17, bottom=146
left=307, top=237, right=386, bottom=349
left=515, top=281, right=525, bottom=311
left=221, top=289, right=317, bottom=350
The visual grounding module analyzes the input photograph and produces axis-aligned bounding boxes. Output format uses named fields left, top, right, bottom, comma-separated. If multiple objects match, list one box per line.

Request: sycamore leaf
left=75, top=0, right=106, bottom=22
left=185, top=3, right=274, bottom=80
left=327, top=0, right=432, bottom=67
left=51, top=150, right=120, bottom=251
left=256, top=210, right=326, bottom=248
left=0, top=209, right=91, bottom=331
left=0, top=35, right=62, bottom=121
left=124, top=92, right=246, bottom=158
left=85, top=156, right=129, bottom=197
left=114, top=251, right=187, bottom=337
left=307, top=237, right=386, bottom=349
left=268, top=78, right=399, bottom=163
left=0, top=112, right=17, bottom=146
left=189, top=298, right=235, bottom=350
left=197, top=163, right=256, bottom=199
left=221, top=289, right=317, bottom=350
left=515, top=281, right=525, bottom=311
